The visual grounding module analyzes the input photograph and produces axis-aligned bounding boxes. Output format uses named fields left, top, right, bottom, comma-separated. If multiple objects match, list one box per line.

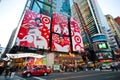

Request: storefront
left=6, top=53, right=45, bottom=70
left=53, top=53, right=85, bottom=72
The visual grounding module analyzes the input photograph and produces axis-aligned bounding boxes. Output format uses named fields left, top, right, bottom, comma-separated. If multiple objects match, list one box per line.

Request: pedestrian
left=114, top=62, right=118, bottom=71
left=0, top=60, right=5, bottom=76
left=0, top=66, right=4, bottom=75
left=99, top=63, right=103, bottom=71
left=4, top=66, right=10, bottom=79
left=9, top=65, right=16, bottom=79
left=111, top=62, right=115, bottom=71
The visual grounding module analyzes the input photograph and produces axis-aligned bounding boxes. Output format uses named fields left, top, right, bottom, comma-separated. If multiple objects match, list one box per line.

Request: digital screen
left=97, top=42, right=108, bottom=49
left=96, top=52, right=112, bottom=59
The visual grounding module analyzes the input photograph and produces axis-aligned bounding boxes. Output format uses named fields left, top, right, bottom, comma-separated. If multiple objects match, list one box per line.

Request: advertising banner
left=51, top=12, right=70, bottom=52
left=70, top=18, right=84, bottom=52
left=96, top=52, right=112, bottom=59
left=51, top=12, right=84, bottom=52
left=52, top=12, right=69, bottom=36
left=16, top=10, right=51, bottom=49
left=51, top=33, right=70, bottom=52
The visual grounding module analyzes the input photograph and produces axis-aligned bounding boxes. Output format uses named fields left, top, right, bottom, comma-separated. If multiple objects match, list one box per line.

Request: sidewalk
left=0, top=75, right=26, bottom=80
left=94, top=68, right=120, bottom=71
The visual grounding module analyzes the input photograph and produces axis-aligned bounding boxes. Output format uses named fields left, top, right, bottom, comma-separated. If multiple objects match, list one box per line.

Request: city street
left=0, top=0, right=120, bottom=80
left=1, top=70, right=119, bottom=80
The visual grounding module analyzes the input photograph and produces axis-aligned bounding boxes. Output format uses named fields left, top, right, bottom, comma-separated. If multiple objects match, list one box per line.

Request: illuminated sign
left=99, top=59, right=112, bottom=62
left=97, top=42, right=108, bottom=49
left=96, top=52, right=112, bottom=59
left=92, top=35, right=107, bottom=42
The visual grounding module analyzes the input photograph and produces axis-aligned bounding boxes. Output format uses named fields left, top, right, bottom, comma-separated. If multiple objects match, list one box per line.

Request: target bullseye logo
left=74, top=35, right=81, bottom=43
left=42, top=16, right=50, bottom=24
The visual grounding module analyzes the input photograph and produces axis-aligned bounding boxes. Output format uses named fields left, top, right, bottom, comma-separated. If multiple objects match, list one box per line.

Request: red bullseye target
left=74, top=36, right=81, bottom=43
left=42, top=16, right=50, bottom=24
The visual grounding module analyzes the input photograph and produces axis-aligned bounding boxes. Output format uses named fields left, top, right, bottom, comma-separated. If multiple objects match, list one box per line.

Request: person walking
left=114, top=62, right=118, bottom=71
left=99, top=63, right=103, bottom=71
left=9, top=65, right=16, bottom=79
left=0, top=66, right=5, bottom=76
left=0, top=60, right=5, bottom=76
left=4, top=66, right=10, bottom=79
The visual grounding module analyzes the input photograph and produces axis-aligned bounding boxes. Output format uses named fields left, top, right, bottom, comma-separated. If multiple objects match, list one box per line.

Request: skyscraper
left=72, top=0, right=112, bottom=61
left=106, top=14, right=120, bottom=48
left=52, top=0, right=71, bottom=16
left=114, top=16, right=120, bottom=27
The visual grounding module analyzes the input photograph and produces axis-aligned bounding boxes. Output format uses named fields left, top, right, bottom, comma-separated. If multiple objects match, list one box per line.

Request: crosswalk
left=0, top=75, right=26, bottom=80
left=33, top=77, right=46, bottom=80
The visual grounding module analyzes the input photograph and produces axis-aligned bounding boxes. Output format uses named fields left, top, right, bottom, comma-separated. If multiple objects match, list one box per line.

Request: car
left=102, top=65, right=111, bottom=70
left=100, top=63, right=111, bottom=70
left=22, top=67, right=51, bottom=77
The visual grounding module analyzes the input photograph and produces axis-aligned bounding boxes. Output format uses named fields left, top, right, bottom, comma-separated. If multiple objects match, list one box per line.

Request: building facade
left=106, top=14, right=120, bottom=48
left=106, top=29, right=119, bottom=50
left=72, top=0, right=112, bottom=62
left=114, top=16, right=120, bottom=27
left=3, top=0, right=85, bottom=71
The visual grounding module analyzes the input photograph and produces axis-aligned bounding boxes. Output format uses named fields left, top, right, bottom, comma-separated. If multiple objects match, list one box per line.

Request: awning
left=6, top=53, right=44, bottom=58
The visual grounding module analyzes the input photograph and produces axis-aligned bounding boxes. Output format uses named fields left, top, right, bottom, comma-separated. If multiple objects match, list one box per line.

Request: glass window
left=32, top=2, right=40, bottom=13
left=31, top=1, right=51, bottom=16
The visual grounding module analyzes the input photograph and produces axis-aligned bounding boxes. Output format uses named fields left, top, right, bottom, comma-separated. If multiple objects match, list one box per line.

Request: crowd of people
left=0, top=59, right=120, bottom=80
left=98, top=61, right=119, bottom=71
left=0, top=60, right=17, bottom=79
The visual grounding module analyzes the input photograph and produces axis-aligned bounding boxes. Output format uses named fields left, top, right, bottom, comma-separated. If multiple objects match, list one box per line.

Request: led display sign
left=97, top=42, right=108, bottom=49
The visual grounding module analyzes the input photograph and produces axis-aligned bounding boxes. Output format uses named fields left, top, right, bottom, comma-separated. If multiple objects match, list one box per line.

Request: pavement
left=0, top=72, right=26, bottom=80
left=0, top=69, right=119, bottom=80
left=0, top=75, right=26, bottom=80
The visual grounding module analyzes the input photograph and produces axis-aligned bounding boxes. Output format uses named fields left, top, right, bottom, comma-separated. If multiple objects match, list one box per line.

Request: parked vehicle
left=22, top=67, right=51, bottom=77
left=101, top=64, right=111, bottom=70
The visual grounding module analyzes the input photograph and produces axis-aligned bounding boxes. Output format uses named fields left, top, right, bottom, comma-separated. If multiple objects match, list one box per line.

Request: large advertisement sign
left=52, top=12, right=69, bottom=36
left=16, top=10, right=51, bottom=49
left=51, top=12, right=70, bottom=52
left=96, top=52, right=112, bottom=59
left=51, top=34, right=70, bottom=52
left=51, top=12, right=84, bottom=52
left=70, top=18, right=84, bottom=52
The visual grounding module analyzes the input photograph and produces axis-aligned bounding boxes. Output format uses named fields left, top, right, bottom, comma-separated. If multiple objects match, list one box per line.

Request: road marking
left=105, top=75, right=115, bottom=79
left=55, top=72, right=116, bottom=80
left=33, top=77, right=46, bottom=80
left=15, top=75, right=26, bottom=80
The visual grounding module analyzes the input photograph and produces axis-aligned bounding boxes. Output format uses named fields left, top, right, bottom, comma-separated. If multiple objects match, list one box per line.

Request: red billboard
left=52, top=12, right=69, bottom=36
left=15, top=11, right=84, bottom=52
left=51, top=12, right=70, bottom=52
left=51, top=12, right=84, bottom=52
left=70, top=18, right=84, bottom=52
left=16, top=10, right=51, bottom=49
left=51, top=33, right=71, bottom=52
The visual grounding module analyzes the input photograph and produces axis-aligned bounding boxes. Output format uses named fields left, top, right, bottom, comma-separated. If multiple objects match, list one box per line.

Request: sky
left=97, top=0, right=120, bottom=18
left=0, top=0, right=120, bottom=48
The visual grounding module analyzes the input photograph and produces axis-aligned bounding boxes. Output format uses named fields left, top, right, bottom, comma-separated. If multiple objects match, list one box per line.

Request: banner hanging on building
left=51, top=12, right=70, bottom=52
left=16, top=10, right=51, bottom=49
left=70, top=17, right=84, bottom=52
